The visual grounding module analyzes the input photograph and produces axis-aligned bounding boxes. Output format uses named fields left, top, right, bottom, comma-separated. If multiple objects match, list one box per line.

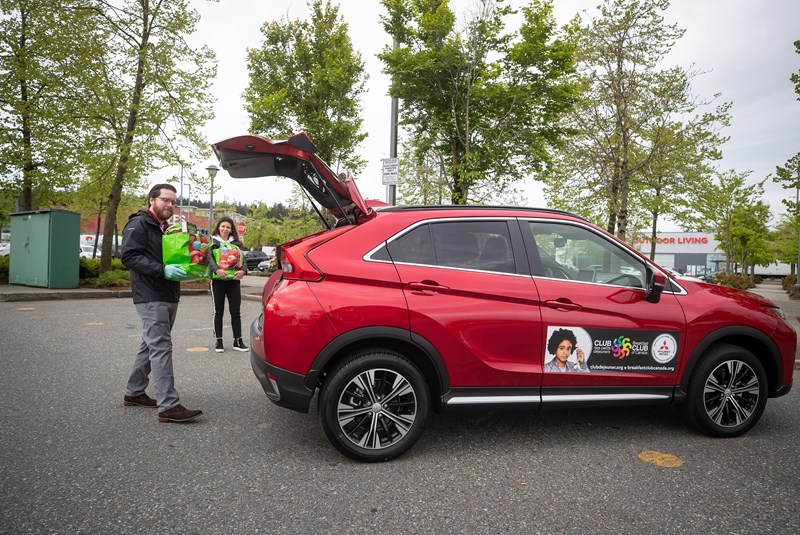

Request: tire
left=319, top=350, right=430, bottom=462
left=683, top=343, right=767, bottom=437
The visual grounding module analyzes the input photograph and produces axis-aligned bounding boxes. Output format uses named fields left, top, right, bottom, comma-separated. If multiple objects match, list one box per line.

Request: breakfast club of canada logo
left=545, top=326, right=680, bottom=374
left=611, top=336, right=632, bottom=359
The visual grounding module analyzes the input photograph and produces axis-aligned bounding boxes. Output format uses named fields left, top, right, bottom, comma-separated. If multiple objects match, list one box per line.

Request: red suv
left=213, top=133, right=796, bottom=462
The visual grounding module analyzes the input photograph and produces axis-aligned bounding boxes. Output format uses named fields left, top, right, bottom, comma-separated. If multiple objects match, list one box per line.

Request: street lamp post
left=206, top=164, right=219, bottom=234
left=178, top=164, right=185, bottom=222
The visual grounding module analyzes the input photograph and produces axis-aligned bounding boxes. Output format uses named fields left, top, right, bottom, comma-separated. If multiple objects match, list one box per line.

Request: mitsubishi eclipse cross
left=212, top=132, right=795, bottom=462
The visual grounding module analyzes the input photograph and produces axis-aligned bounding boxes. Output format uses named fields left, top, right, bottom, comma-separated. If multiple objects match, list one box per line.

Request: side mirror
left=646, top=269, right=666, bottom=303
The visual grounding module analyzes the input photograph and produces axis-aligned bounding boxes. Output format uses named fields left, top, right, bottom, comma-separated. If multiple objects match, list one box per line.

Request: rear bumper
left=249, top=321, right=314, bottom=413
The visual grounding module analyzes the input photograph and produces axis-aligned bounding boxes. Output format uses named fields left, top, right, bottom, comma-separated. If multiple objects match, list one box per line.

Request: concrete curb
left=0, top=288, right=209, bottom=302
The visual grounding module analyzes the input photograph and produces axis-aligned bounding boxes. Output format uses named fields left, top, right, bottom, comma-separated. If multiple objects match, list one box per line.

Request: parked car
left=256, top=258, right=276, bottom=272
left=0, top=243, right=9, bottom=256
left=243, top=250, right=269, bottom=271
left=213, top=133, right=796, bottom=463
left=79, top=245, right=96, bottom=259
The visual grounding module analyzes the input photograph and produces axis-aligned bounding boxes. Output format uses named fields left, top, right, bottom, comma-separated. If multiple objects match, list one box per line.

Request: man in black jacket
left=120, top=183, right=202, bottom=423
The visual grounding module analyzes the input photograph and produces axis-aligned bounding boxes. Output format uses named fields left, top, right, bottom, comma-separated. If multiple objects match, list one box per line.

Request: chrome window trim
left=522, top=217, right=687, bottom=295
left=363, top=216, right=526, bottom=277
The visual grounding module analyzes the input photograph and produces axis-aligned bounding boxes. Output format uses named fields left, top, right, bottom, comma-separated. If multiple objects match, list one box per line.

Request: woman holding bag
left=209, top=217, right=248, bottom=353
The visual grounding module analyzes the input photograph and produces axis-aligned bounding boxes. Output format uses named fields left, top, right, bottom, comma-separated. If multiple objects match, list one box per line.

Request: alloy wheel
left=703, top=359, right=761, bottom=428
left=336, top=368, right=417, bottom=450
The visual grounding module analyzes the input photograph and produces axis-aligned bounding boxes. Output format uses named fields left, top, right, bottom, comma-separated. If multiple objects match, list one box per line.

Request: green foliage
left=86, top=269, right=131, bottom=288
left=79, top=257, right=126, bottom=281
left=545, top=0, right=729, bottom=241
left=244, top=0, right=367, bottom=171
left=792, top=40, right=800, bottom=100
left=241, top=195, right=324, bottom=249
left=682, top=170, right=765, bottom=273
left=380, top=0, right=578, bottom=204
left=0, top=1, right=104, bottom=210
left=772, top=152, right=800, bottom=218
left=0, top=255, right=8, bottom=281
left=712, top=272, right=755, bottom=290
left=772, top=214, right=799, bottom=267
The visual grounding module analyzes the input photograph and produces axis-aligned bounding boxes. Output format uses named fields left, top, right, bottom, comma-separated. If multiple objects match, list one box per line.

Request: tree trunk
left=648, top=208, right=659, bottom=260
left=100, top=4, right=150, bottom=272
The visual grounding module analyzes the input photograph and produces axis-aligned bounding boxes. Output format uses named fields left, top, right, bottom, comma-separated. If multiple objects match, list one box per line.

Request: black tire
left=683, top=343, right=767, bottom=437
left=319, top=350, right=430, bottom=462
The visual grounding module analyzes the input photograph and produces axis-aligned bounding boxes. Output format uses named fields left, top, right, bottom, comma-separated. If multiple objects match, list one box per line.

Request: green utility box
left=10, top=209, right=80, bottom=288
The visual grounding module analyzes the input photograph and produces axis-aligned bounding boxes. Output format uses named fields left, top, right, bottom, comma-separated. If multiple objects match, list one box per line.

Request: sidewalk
left=0, top=275, right=268, bottom=302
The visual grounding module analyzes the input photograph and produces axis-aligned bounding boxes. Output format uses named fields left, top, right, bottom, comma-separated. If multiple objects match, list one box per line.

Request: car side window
left=382, top=220, right=516, bottom=274
left=529, top=221, right=645, bottom=288
left=386, top=224, right=435, bottom=265
left=431, top=221, right=515, bottom=273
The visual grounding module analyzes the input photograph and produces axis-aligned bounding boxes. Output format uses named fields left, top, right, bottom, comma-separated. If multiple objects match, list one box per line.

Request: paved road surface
left=1, top=293, right=798, bottom=534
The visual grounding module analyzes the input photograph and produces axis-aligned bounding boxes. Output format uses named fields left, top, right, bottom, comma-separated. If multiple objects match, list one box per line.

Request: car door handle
left=408, top=281, right=451, bottom=293
left=544, top=299, right=582, bottom=311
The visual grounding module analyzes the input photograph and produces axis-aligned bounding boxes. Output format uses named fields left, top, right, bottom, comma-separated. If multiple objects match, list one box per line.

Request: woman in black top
left=209, top=217, right=248, bottom=353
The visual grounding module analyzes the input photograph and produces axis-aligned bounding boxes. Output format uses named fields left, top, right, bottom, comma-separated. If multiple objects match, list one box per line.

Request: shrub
left=0, top=255, right=8, bottom=282
left=712, top=272, right=754, bottom=290
left=79, top=258, right=101, bottom=279
left=88, top=269, right=131, bottom=288
left=783, top=274, right=797, bottom=291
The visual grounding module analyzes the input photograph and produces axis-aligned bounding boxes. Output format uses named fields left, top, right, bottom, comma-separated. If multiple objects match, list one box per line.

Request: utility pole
left=388, top=38, right=399, bottom=206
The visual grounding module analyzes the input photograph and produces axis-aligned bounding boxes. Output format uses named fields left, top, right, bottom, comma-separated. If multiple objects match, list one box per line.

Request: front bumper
left=249, top=321, right=314, bottom=414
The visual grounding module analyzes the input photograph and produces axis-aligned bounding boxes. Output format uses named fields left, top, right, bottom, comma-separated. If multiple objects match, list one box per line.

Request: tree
left=686, top=170, right=764, bottom=273
left=772, top=214, right=799, bottom=275
left=0, top=1, right=103, bottom=210
left=730, top=201, right=772, bottom=278
left=86, top=0, right=216, bottom=271
left=380, top=0, right=578, bottom=204
left=791, top=39, right=800, bottom=100
left=244, top=0, right=367, bottom=172
left=544, top=0, right=729, bottom=242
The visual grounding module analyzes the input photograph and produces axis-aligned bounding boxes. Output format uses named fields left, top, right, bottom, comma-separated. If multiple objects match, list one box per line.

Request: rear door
left=386, top=218, right=543, bottom=389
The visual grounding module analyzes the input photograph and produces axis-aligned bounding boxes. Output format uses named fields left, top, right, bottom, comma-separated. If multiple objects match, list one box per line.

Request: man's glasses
left=158, top=197, right=178, bottom=206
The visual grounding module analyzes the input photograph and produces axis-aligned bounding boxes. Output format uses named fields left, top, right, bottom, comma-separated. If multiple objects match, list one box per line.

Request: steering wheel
left=605, top=273, right=641, bottom=287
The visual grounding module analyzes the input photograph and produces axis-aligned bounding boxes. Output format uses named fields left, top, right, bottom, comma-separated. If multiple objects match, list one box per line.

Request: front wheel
left=683, top=343, right=767, bottom=437
left=319, top=350, right=430, bottom=462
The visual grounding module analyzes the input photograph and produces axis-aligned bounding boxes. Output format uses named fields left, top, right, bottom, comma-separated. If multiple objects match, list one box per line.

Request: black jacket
left=121, top=210, right=180, bottom=304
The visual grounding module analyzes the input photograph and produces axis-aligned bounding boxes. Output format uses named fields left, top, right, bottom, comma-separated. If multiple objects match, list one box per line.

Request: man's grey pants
left=125, top=301, right=180, bottom=412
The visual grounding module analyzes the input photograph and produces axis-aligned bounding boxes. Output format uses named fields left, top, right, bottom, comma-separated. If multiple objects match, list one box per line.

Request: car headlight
left=764, top=305, right=786, bottom=320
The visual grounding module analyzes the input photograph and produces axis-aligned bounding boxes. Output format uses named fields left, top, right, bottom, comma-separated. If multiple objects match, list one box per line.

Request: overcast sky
left=183, top=0, right=799, bottom=229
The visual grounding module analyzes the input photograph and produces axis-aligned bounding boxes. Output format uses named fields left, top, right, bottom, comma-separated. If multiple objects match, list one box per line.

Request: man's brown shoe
left=123, top=393, right=157, bottom=408
left=158, top=404, right=203, bottom=423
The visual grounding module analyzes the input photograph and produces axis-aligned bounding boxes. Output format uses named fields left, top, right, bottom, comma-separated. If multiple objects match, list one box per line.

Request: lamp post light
left=206, top=164, right=219, bottom=234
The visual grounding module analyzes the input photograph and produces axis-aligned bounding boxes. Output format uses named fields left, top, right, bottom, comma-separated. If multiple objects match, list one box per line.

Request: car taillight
left=279, top=227, right=352, bottom=282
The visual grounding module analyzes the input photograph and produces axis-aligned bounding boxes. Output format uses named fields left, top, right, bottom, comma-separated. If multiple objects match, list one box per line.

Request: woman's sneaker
left=215, top=339, right=224, bottom=353
left=233, top=338, right=249, bottom=352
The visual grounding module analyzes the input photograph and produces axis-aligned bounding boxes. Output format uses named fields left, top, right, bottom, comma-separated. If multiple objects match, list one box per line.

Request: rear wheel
left=319, top=350, right=430, bottom=462
left=683, top=343, right=767, bottom=437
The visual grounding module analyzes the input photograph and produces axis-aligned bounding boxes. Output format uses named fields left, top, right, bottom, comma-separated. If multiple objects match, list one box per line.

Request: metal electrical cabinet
left=10, top=209, right=80, bottom=288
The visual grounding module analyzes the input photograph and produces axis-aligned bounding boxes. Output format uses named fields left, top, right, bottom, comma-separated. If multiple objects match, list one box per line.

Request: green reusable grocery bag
left=162, top=222, right=211, bottom=281
left=212, top=243, right=243, bottom=280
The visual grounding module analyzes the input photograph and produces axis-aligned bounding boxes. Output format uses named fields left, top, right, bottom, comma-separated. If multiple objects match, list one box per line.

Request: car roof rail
left=379, top=205, right=588, bottom=222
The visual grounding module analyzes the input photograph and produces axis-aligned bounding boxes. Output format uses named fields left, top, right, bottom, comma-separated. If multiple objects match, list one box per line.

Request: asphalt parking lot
left=1, top=294, right=799, bottom=534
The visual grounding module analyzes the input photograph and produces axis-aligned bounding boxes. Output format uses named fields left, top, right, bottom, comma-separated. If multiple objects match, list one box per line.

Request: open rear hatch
left=211, top=132, right=372, bottom=224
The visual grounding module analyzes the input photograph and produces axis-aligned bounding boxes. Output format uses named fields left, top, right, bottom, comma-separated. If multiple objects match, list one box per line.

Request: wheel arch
left=679, top=325, right=782, bottom=396
left=305, top=326, right=450, bottom=409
